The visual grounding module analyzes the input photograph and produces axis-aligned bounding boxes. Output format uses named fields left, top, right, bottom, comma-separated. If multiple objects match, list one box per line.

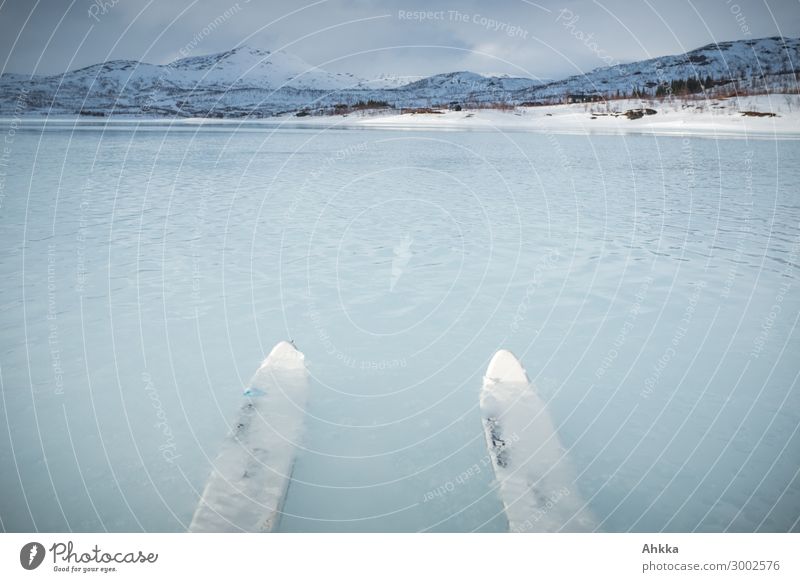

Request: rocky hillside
left=517, top=36, right=800, bottom=103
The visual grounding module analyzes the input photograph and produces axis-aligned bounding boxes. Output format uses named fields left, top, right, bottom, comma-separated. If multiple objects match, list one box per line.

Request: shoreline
left=3, top=96, right=799, bottom=139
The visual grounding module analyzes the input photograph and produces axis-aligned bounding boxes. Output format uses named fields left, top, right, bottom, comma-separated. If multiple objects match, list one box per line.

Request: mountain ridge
left=1, top=36, right=797, bottom=117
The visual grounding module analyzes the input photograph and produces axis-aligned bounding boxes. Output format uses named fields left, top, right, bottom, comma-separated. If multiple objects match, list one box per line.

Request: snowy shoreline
left=279, top=95, right=800, bottom=138
left=5, top=95, right=800, bottom=139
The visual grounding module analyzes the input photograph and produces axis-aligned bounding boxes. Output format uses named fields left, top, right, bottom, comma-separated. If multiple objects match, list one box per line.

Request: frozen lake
left=0, top=120, right=798, bottom=532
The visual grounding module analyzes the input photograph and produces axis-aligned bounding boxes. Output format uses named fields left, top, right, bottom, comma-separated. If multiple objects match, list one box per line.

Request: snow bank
left=318, top=95, right=800, bottom=138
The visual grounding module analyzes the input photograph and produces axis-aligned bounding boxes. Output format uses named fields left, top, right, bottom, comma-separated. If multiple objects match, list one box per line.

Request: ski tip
left=485, top=349, right=529, bottom=384
left=261, top=340, right=306, bottom=371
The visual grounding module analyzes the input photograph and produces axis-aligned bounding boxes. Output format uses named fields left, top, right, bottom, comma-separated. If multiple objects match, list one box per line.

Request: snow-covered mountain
left=0, top=46, right=370, bottom=115
left=165, top=46, right=364, bottom=91
left=519, top=36, right=800, bottom=102
left=380, top=71, right=542, bottom=106
left=355, top=73, right=425, bottom=89
left=1, top=37, right=797, bottom=117
left=402, top=71, right=541, bottom=94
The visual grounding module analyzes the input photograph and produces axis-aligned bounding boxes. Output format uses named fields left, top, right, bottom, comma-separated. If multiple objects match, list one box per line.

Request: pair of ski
left=189, top=342, right=595, bottom=532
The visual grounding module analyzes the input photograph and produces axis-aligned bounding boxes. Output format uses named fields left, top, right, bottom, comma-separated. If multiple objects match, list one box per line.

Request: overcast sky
left=1, top=0, right=798, bottom=80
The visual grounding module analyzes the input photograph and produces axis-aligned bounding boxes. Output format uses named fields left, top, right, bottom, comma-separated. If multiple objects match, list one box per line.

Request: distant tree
left=670, top=78, right=685, bottom=95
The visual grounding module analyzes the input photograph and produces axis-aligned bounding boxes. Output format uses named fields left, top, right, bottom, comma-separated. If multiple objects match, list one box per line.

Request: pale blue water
left=0, top=120, right=798, bottom=532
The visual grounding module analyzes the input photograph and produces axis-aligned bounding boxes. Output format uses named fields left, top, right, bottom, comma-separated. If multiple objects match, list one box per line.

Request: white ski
left=189, top=341, right=309, bottom=532
left=480, top=349, right=596, bottom=532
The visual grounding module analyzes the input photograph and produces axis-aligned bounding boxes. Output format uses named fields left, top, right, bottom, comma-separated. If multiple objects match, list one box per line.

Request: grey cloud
left=1, top=0, right=798, bottom=80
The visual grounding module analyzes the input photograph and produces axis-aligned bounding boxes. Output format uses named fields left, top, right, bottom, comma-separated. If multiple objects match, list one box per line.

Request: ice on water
left=0, top=122, right=798, bottom=532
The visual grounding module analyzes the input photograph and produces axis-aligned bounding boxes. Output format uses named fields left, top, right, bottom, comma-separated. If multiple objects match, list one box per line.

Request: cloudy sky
left=1, top=0, right=798, bottom=80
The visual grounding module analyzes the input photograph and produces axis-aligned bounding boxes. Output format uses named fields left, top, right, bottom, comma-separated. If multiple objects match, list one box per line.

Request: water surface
left=0, top=122, right=798, bottom=532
